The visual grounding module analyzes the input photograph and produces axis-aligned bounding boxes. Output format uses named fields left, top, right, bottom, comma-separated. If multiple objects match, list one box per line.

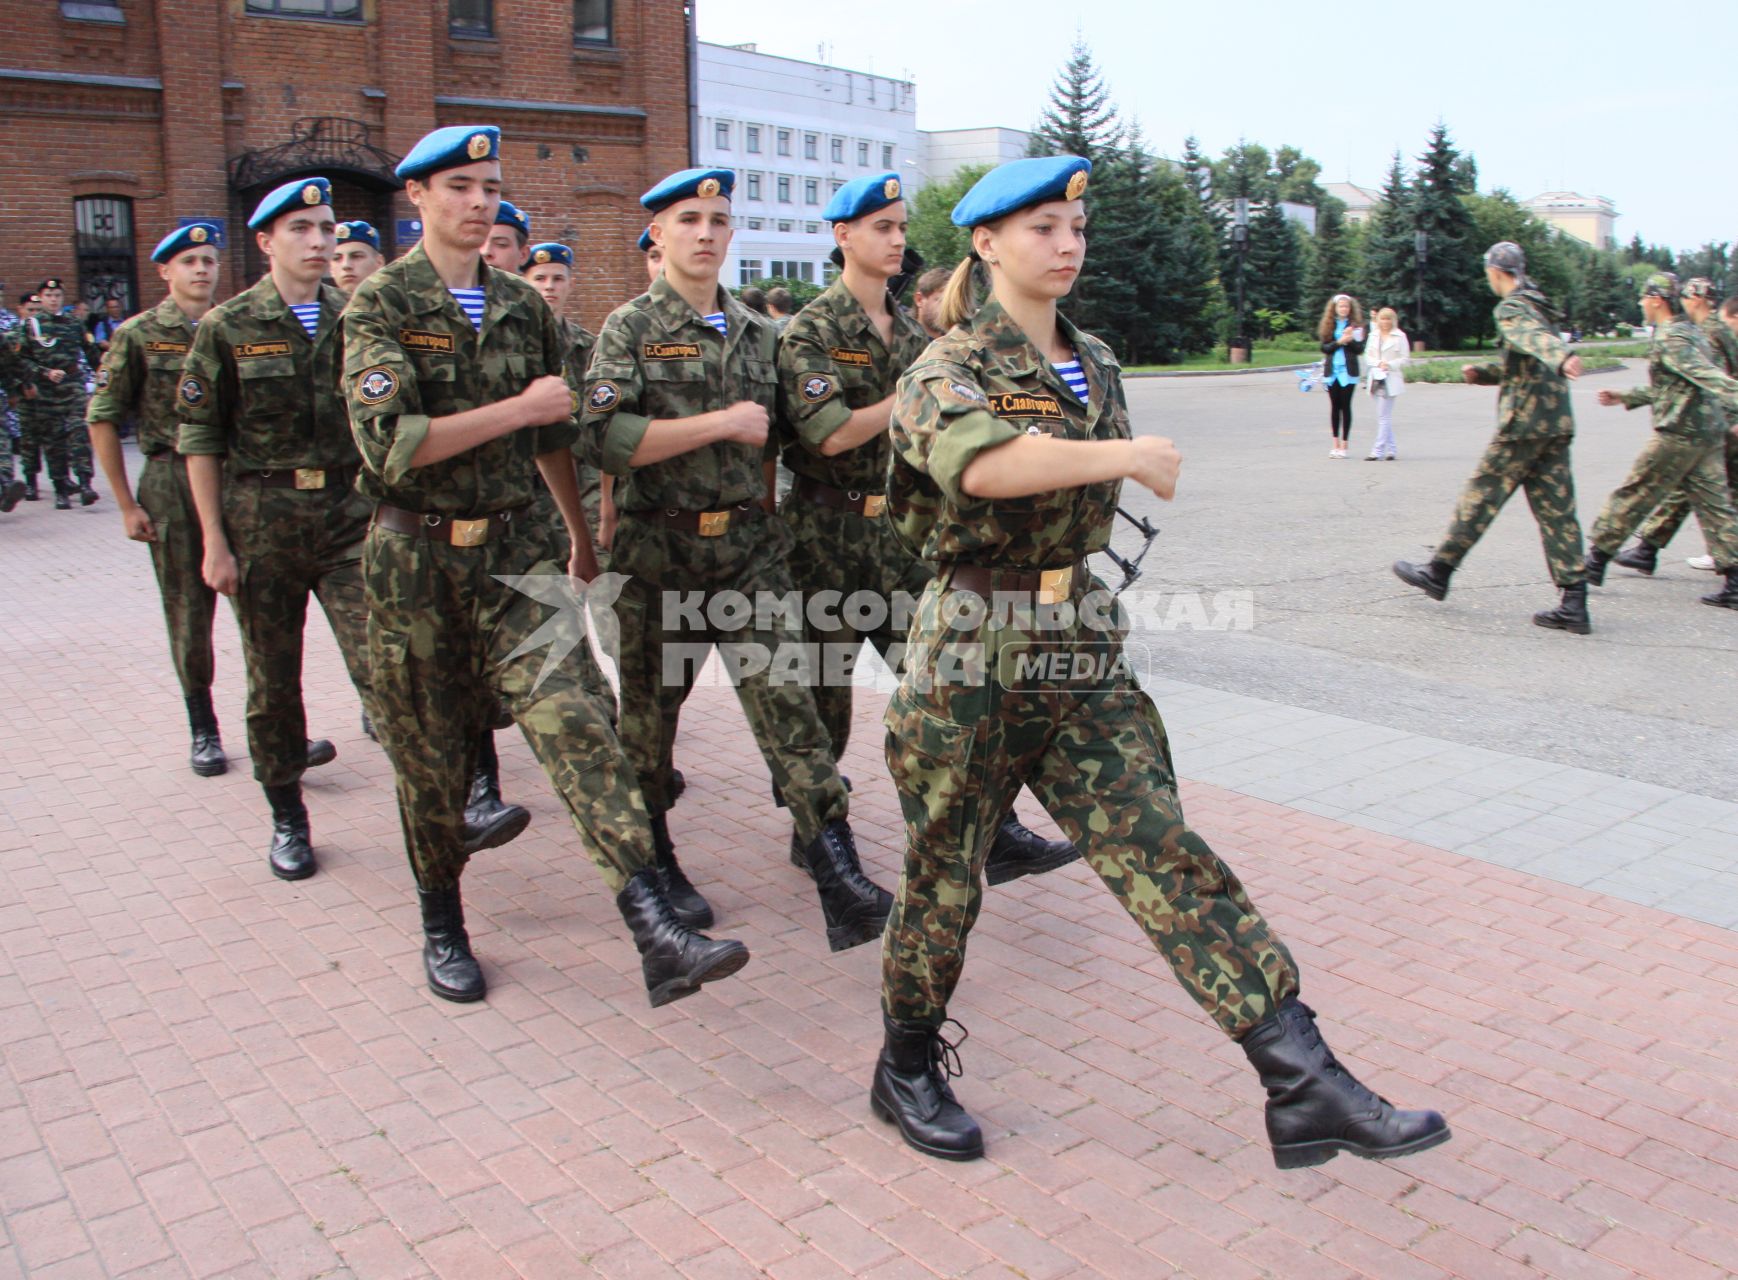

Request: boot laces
left=929, top=1019, right=967, bottom=1082
left=1293, top=1005, right=1392, bottom=1105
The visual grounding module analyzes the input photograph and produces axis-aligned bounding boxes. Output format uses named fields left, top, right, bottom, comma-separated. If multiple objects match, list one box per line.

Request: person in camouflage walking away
left=776, top=170, right=1079, bottom=885
left=583, top=167, right=892, bottom=953
left=523, top=241, right=606, bottom=560
left=0, top=304, right=30, bottom=512
left=870, top=155, right=1449, bottom=1168
left=1585, top=272, right=1738, bottom=610
left=87, top=223, right=229, bottom=777
left=178, top=177, right=378, bottom=883
left=342, top=125, right=747, bottom=1006
left=16, top=279, right=100, bottom=508
left=1394, top=242, right=1591, bottom=632
left=1609, top=278, right=1738, bottom=578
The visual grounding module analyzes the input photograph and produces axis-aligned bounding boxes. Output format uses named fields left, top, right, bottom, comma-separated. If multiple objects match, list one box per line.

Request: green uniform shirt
left=581, top=275, right=777, bottom=512
left=1465, top=286, right=1575, bottom=440
left=176, top=275, right=355, bottom=470
left=888, top=295, right=1125, bottom=568
left=87, top=298, right=198, bottom=455
left=775, top=277, right=930, bottom=492
left=560, top=317, right=599, bottom=469
left=1615, top=317, right=1738, bottom=445
left=341, top=242, right=578, bottom=515
left=17, top=311, right=95, bottom=408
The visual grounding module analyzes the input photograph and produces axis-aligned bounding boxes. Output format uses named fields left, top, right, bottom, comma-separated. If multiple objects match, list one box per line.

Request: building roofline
left=433, top=94, right=646, bottom=120
left=699, top=41, right=912, bottom=89
left=0, top=65, right=160, bottom=91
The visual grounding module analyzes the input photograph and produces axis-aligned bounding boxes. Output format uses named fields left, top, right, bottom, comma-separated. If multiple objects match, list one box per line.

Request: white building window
left=830, top=137, right=843, bottom=163
left=804, top=221, right=819, bottom=234
left=746, top=173, right=762, bottom=200
left=857, top=141, right=869, bottom=166
left=745, top=125, right=761, bottom=154
left=830, top=179, right=844, bottom=194
left=882, top=144, right=893, bottom=168
left=777, top=129, right=791, bottom=156
left=776, top=175, right=791, bottom=202
left=804, top=179, right=818, bottom=205
left=714, top=121, right=730, bottom=150
left=747, top=218, right=763, bottom=230
left=777, top=220, right=793, bottom=233
left=804, top=133, right=818, bottom=160
left=738, top=260, right=764, bottom=286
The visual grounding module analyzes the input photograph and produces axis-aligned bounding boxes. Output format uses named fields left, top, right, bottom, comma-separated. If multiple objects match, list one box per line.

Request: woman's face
left=1335, top=297, right=1351, bottom=319
left=1378, top=312, right=1394, bottom=332
left=978, top=199, right=1087, bottom=302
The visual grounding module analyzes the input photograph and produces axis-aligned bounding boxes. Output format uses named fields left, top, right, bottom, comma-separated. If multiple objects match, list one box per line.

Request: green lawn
left=1126, top=348, right=1314, bottom=374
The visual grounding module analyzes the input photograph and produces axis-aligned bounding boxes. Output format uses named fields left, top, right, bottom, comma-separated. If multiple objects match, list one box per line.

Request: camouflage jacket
left=1615, top=317, right=1738, bottom=445
left=342, top=241, right=577, bottom=515
left=87, top=297, right=199, bottom=455
left=776, top=276, right=930, bottom=491
left=582, top=274, right=778, bottom=512
left=17, top=311, right=96, bottom=407
left=888, top=295, right=1124, bottom=568
left=560, top=317, right=599, bottom=468
left=177, top=275, right=356, bottom=471
left=1465, top=286, right=1574, bottom=440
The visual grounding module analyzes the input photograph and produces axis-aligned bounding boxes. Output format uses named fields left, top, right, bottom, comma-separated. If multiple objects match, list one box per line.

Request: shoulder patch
left=356, top=365, right=399, bottom=405
left=177, top=374, right=207, bottom=408
left=799, top=374, right=835, bottom=405
left=940, top=379, right=988, bottom=406
left=588, top=381, right=620, bottom=412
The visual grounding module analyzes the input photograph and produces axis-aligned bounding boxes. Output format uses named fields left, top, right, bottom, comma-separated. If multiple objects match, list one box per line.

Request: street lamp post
left=1414, top=229, right=1429, bottom=348
left=1231, top=197, right=1250, bottom=361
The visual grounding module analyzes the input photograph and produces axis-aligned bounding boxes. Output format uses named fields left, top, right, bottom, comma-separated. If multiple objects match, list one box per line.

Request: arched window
left=74, top=196, right=138, bottom=314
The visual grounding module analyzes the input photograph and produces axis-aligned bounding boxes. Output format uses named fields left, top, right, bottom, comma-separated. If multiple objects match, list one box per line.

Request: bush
left=1404, top=354, right=1624, bottom=384
left=1259, top=330, right=1320, bottom=353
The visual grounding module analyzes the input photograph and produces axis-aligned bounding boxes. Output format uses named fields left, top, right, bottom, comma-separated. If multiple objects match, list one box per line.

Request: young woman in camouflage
left=869, top=155, right=1449, bottom=1169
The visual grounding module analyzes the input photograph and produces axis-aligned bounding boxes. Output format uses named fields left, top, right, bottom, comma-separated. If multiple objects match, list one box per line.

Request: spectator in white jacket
left=1364, top=307, right=1410, bottom=460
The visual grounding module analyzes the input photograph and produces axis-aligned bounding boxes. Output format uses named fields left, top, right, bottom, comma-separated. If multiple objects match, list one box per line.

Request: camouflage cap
left=1483, top=241, right=1526, bottom=275
left=1640, top=271, right=1680, bottom=300
left=1682, top=276, right=1718, bottom=300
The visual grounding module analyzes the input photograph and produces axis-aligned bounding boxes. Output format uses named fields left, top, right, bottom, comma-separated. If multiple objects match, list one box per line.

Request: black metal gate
left=74, top=196, right=139, bottom=314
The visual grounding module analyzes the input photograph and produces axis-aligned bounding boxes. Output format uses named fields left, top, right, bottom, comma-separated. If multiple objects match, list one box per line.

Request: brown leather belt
left=240, top=466, right=349, bottom=491
left=790, top=474, right=888, bottom=518
left=949, top=560, right=1085, bottom=605
left=642, top=502, right=760, bottom=537
left=373, top=503, right=527, bottom=548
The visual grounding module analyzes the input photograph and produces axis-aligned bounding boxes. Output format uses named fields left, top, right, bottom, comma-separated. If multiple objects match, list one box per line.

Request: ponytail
left=939, top=254, right=979, bottom=330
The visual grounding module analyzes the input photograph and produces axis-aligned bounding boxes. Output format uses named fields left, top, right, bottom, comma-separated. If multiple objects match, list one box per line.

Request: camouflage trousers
left=1591, top=432, right=1738, bottom=571
left=1435, top=433, right=1586, bottom=587
left=881, top=575, right=1300, bottom=1036
left=224, top=478, right=374, bottom=786
left=363, top=519, right=649, bottom=893
left=0, top=414, right=14, bottom=485
left=1638, top=431, right=1738, bottom=551
left=608, top=508, right=849, bottom=839
left=17, top=402, right=76, bottom=493
left=139, top=453, right=219, bottom=696
left=781, top=497, right=931, bottom=758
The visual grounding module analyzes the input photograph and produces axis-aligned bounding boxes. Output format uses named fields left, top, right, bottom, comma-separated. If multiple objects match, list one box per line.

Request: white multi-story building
left=697, top=42, right=922, bottom=289
left=922, top=127, right=1032, bottom=185
left=1523, top=191, right=1619, bottom=251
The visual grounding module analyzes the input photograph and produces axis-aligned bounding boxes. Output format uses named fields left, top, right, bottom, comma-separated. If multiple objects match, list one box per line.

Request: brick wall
left=0, top=0, right=689, bottom=327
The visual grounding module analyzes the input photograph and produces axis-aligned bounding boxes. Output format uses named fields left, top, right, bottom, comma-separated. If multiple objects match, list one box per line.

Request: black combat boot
left=869, top=1017, right=984, bottom=1161
left=650, top=813, right=714, bottom=929
left=306, top=738, right=337, bottom=768
left=615, top=868, right=749, bottom=1007
left=1241, top=998, right=1450, bottom=1169
left=417, top=884, right=486, bottom=1002
left=1532, top=583, right=1591, bottom=634
left=462, top=733, right=530, bottom=856
left=53, top=488, right=71, bottom=510
left=787, top=775, right=854, bottom=873
left=184, top=691, right=228, bottom=777
left=801, top=819, right=892, bottom=951
left=985, top=816, right=1081, bottom=886
left=0, top=478, right=23, bottom=512
left=670, top=768, right=686, bottom=802
left=78, top=476, right=99, bottom=506
left=1392, top=557, right=1453, bottom=600
left=263, top=782, right=314, bottom=881
left=1701, top=568, right=1738, bottom=610
left=1613, top=539, right=1658, bottom=575
left=1584, top=545, right=1613, bottom=586
left=23, top=478, right=39, bottom=502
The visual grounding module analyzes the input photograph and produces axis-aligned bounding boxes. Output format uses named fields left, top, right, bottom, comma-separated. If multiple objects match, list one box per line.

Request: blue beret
left=495, top=200, right=530, bottom=237
left=151, top=222, right=221, bottom=264
left=640, top=168, right=734, bottom=213
left=638, top=226, right=655, bottom=253
left=951, top=156, right=1091, bottom=228
left=395, top=125, right=500, bottom=182
left=824, top=172, right=905, bottom=223
left=248, top=177, right=332, bottom=230
left=527, top=242, right=573, bottom=268
left=333, top=221, right=380, bottom=251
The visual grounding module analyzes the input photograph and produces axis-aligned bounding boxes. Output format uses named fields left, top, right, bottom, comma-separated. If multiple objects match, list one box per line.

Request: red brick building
left=0, top=0, right=694, bottom=328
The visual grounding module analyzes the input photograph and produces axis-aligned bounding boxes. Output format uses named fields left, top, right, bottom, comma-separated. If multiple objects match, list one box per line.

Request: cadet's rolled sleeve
left=583, top=319, right=648, bottom=477
left=599, top=412, right=652, bottom=476
left=341, top=288, right=424, bottom=485
left=795, top=395, right=852, bottom=451
left=895, top=365, right=1021, bottom=506
left=174, top=334, right=227, bottom=455
left=377, top=413, right=432, bottom=486
left=86, top=327, right=139, bottom=425
left=778, top=330, right=854, bottom=453
left=535, top=419, right=580, bottom=456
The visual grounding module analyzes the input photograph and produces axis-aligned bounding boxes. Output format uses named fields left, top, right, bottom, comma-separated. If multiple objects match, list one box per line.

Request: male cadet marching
left=1394, top=242, right=1591, bottom=632
left=776, top=172, right=1078, bottom=883
left=1611, top=277, right=1738, bottom=577
left=87, top=223, right=228, bottom=776
left=341, top=125, right=747, bottom=1005
left=178, top=177, right=376, bottom=881
left=639, top=226, right=663, bottom=284
left=330, top=221, right=387, bottom=296
left=17, top=277, right=100, bottom=508
left=1585, top=272, right=1738, bottom=610
left=483, top=199, right=532, bottom=272
left=583, top=167, right=894, bottom=951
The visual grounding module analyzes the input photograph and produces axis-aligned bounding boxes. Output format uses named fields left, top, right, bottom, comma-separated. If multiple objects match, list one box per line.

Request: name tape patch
left=988, top=392, right=1065, bottom=419
left=145, top=340, right=190, bottom=356
left=828, top=347, right=873, bottom=368
left=401, top=329, right=456, bottom=355
left=235, top=340, right=293, bottom=360
left=643, top=341, right=702, bottom=361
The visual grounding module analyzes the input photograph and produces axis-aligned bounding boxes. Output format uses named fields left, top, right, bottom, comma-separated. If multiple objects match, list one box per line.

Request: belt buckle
left=697, top=510, right=731, bottom=537
left=449, top=517, right=489, bottom=547
left=293, top=468, right=326, bottom=490
left=1037, top=566, right=1073, bottom=605
left=861, top=493, right=887, bottom=518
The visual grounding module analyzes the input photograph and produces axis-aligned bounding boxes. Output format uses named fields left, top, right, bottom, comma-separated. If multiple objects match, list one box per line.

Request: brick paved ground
left=4, top=471, right=1738, bottom=1279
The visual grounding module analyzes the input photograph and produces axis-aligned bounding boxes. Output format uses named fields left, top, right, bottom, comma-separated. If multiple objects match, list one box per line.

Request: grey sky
left=697, top=0, right=1733, bottom=253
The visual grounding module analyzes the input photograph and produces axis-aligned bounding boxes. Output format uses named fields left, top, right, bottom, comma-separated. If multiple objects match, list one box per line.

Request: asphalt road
left=1109, top=360, right=1738, bottom=801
